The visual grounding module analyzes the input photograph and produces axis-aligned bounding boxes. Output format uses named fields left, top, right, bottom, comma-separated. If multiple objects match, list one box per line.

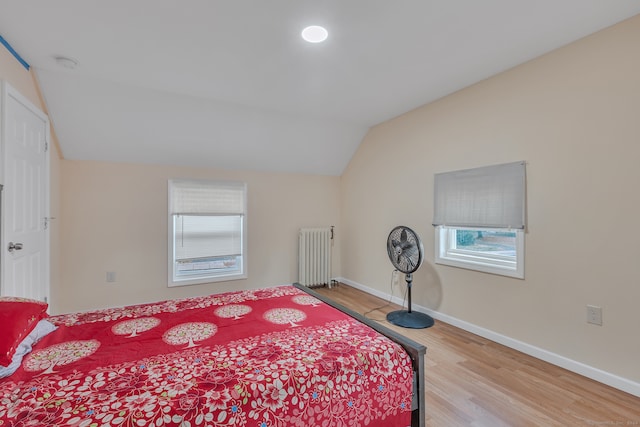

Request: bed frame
left=294, top=283, right=426, bottom=427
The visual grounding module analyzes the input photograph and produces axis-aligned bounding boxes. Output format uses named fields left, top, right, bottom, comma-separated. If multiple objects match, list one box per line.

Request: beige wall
left=0, top=45, right=40, bottom=106
left=0, top=44, right=62, bottom=306
left=341, top=15, right=640, bottom=383
left=57, top=160, right=341, bottom=314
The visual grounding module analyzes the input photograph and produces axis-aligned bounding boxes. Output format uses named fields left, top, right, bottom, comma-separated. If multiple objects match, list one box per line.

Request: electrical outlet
left=586, top=305, right=602, bottom=326
left=106, top=271, right=117, bottom=283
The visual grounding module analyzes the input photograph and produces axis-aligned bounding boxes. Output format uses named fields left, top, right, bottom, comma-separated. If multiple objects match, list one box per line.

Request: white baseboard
left=336, top=277, right=640, bottom=398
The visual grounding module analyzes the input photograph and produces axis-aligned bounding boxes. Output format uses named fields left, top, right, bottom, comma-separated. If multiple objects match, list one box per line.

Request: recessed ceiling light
left=301, top=26, right=328, bottom=43
left=54, top=55, right=79, bottom=70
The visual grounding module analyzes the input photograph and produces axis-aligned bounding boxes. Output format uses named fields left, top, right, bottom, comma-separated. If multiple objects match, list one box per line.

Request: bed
left=0, top=283, right=426, bottom=427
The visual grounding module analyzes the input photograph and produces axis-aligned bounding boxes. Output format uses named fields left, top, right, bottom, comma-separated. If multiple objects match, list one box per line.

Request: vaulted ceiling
left=2, top=1, right=639, bottom=175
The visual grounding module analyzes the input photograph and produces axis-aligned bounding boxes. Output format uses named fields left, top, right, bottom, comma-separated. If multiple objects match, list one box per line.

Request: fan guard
left=386, top=226, right=434, bottom=329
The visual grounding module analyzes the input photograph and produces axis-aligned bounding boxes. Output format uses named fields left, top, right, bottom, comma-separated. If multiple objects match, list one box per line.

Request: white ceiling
left=1, top=1, right=639, bottom=176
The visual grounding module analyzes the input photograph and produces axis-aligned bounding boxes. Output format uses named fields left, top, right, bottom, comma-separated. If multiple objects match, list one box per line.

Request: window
left=433, top=161, right=526, bottom=279
left=435, top=226, right=524, bottom=278
left=168, top=179, right=247, bottom=286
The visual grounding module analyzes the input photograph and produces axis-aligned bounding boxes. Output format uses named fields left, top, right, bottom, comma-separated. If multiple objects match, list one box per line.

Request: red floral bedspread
left=0, top=286, right=413, bottom=427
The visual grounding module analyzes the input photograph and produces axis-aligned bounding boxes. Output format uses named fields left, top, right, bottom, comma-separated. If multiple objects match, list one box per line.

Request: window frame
left=167, top=180, right=247, bottom=287
left=435, top=226, right=524, bottom=279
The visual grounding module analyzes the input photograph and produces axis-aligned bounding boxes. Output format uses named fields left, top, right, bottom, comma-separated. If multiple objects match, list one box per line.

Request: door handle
left=8, top=242, right=23, bottom=252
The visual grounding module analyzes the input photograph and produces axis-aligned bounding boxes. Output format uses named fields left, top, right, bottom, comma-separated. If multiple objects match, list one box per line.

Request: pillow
left=0, top=297, right=49, bottom=366
left=0, top=319, right=57, bottom=378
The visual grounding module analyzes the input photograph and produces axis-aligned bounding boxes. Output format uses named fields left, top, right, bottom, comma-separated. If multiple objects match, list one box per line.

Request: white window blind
left=170, top=179, right=246, bottom=216
left=433, top=161, right=526, bottom=229
left=173, top=215, right=242, bottom=261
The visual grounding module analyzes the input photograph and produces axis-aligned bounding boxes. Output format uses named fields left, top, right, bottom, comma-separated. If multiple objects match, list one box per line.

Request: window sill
left=435, top=255, right=524, bottom=279
left=168, top=272, right=247, bottom=287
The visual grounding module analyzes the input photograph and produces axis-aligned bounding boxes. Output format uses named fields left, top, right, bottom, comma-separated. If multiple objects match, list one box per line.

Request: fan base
left=387, top=310, right=434, bottom=329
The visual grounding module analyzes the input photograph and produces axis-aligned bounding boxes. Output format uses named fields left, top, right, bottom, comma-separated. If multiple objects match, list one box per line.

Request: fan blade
left=394, top=237, right=413, bottom=252
left=397, top=252, right=413, bottom=270
left=406, top=254, right=416, bottom=269
left=404, top=244, right=417, bottom=259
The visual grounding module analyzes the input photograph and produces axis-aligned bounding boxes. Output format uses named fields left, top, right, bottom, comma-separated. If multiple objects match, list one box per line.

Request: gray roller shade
left=433, top=161, right=526, bottom=229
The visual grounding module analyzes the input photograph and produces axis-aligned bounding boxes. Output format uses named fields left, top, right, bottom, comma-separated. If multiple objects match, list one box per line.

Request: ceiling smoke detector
left=54, top=55, right=79, bottom=70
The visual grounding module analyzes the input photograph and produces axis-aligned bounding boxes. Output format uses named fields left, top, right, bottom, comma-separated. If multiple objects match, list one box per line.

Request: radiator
left=298, top=227, right=333, bottom=288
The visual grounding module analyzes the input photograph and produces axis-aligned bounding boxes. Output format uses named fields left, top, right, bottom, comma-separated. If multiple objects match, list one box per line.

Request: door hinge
left=44, top=141, right=49, bottom=152
left=44, top=217, right=56, bottom=230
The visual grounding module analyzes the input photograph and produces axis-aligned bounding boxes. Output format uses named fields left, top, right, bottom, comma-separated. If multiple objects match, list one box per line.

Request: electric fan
left=386, top=226, right=434, bottom=329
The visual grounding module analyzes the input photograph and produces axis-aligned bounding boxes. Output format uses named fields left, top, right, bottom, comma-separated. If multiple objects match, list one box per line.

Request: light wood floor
left=313, top=284, right=640, bottom=427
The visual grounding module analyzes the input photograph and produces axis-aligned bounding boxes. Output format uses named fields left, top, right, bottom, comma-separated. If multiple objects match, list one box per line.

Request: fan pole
left=406, top=273, right=413, bottom=313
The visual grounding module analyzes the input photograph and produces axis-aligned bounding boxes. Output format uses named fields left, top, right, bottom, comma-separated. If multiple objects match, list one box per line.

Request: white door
left=1, top=82, right=50, bottom=302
